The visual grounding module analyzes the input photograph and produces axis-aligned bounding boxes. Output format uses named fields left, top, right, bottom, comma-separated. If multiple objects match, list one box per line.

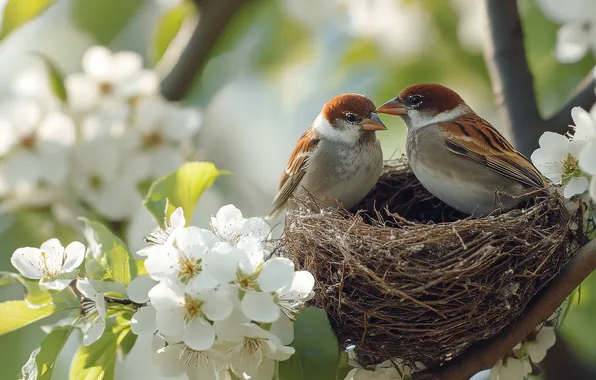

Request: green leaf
left=151, top=0, right=198, bottom=65
left=279, top=307, right=340, bottom=380
left=20, top=325, right=74, bottom=380
left=80, top=219, right=136, bottom=285
left=69, top=319, right=131, bottom=380
left=21, top=278, right=53, bottom=307
left=0, top=301, right=55, bottom=336
left=0, top=271, right=20, bottom=287
left=72, top=0, right=143, bottom=45
left=278, top=353, right=303, bottom=380
left=0, top=0, right=55, bottom=40
left=143, top=161, right=225, bottom=224
left=31, top=52, right=68, bottom=102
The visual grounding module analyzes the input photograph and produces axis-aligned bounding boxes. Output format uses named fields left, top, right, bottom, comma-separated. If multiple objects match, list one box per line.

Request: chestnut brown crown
left=322, top=93, right=377, bottom=126
left=398, top=84, right=466, bottom=114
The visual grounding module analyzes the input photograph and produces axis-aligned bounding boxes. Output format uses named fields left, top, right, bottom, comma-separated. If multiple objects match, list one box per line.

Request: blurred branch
left=481, top=0, right=542, bottom=157
left=160, top=0, right=247, bottom=101
left=414, top=239, right=596, bottom=380
left=546, top=73, right=596, bottom=135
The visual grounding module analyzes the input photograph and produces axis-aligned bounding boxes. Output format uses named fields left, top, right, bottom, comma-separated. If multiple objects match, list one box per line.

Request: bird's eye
left=408, top=94, right=424, bottom=108
left=345, top=113, right=359, bottom=123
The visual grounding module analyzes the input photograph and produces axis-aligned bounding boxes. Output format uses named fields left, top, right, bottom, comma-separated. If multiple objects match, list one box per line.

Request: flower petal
left=131, top=305, right=157, bottom=335
left=40, top=238, right=65, bottom=274
left=579, top=140, right=596, bottom=175
left=83, top=46, right=113, bottom=79
left=127, top=275, right=157, bottom=303
left=60, top=241, right=85, bottom=274
left=76, top=278, right=97, bottom=299
left=148, top=280, right=184, bottom=310
left=555, top=23, right=590, bottom=63
left=258, top=258, right=294, bottom=292
left=202, top=293, right=233, bottom=321
left=170, top=207, right=186, bottom=230
left=563, top=176, right=589, bottom=198
left=96, top=293, right=107, bottom=319
left=155, top=343, right=186, bottom=377
left=538, top=132, right=570, bottom=155
left=184, top=318, right=216, bottom=350
left=572, top=106, right=596, bottom=140
left=82, top=317, right=106, bottom=346
left=590, top=177, right=596, bottom=202
left=11, top=247, right=44, bottom=279
left=241, top=291, right=280, bottom=323
left=156, top=308, right=186, bottom=337
left=143, top=246, right=180, bottom=281
left=270, top=314, right=294, bottom=346
left=281, top=271, right=315, bottom=298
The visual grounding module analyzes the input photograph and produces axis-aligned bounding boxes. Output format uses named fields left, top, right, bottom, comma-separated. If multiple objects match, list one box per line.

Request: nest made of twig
left=282, top=158, right=581, bottom=366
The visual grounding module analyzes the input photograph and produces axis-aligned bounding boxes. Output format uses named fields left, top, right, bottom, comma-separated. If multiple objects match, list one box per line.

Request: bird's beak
left=376, top=98, right=408, bottom=116
left=361, top=113, right=388, bottom=131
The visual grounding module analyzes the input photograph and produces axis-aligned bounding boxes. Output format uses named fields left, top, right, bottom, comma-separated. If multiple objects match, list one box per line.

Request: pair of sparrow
left=267, top=84, right=545, bottom=219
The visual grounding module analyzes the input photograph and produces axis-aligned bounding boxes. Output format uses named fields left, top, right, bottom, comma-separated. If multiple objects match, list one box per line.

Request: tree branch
left=546, top=73, right=596, bottom=135
left=481, top=0, right=543, bottom=157
left=414, top=239, right=596, bottom=380
left=160, top=0, right=247, bottom=101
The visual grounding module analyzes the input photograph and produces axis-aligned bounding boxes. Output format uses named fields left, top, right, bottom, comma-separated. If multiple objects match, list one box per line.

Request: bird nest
left=281, top=158, right=581, bottom=366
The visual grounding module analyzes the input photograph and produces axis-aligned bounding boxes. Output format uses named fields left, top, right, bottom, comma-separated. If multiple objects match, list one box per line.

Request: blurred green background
left=0, top=0, right=594, bottom=378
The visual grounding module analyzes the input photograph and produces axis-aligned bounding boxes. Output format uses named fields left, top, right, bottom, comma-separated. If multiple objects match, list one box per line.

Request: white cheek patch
left=408, top=105, right=469, bottom=129
left=312, top=114, right=360, bottom=144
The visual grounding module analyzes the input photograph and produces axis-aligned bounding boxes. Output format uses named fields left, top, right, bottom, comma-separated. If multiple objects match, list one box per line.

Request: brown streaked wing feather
left=270, top=128, right=320, bottom=215
left=440, top=116, right=545, bottom=188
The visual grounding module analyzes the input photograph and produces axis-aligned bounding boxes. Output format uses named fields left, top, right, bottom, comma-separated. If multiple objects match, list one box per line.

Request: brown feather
left=440, top=116, right=545, bottom=188
left=269, top=127, right=320, bottom=217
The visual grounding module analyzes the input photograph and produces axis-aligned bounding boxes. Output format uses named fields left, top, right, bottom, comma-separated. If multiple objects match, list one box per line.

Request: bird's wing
left=268, top=127, right=320, bottom=218
left=440, top=115, right=545, bottom=188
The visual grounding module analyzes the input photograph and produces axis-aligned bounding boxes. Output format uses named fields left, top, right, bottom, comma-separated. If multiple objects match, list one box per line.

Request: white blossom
left=148, top=280, right=233, bottom=350
left=71, top=134, right=147, bottom=220
left=240, top=258, right=314, bottom=323
left=132, top=96, right=203, bottom=178
left=531, top=107, right=596, bottom=199
left=11, top=238, right=85, bottom=290
left=76, top=278, right=108, bottom=346
left=153, top=335, right=229, bottom=380
left=0, top=99, right=75, bottom=194
left=144, top=226, right=220, bottom=288
left=65, top=46, right=158, bottom=112
left=216, top=318, right=295, bottom=380
left=210, top=204, right=270, bottom=246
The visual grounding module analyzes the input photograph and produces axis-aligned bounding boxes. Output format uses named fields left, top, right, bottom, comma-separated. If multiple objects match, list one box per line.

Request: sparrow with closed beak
left=376, top=84, right=545, bottom=216
left=267, top=93, right=387, bottom=220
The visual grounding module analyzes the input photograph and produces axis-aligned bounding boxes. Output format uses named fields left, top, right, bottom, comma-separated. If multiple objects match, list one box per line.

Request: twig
left=546, top=73, right=596, bottom=135
left=481, top=0, right=543, bottom=157
left=413, top=239, right=596, bottom=380
left=160, top=0, right=248, bottom=101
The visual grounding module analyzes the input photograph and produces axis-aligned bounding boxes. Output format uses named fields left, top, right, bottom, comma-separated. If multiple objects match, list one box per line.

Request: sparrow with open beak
left=376, top=84, right=545, bottom=216
left=267, top=93, right=387, bottom=220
